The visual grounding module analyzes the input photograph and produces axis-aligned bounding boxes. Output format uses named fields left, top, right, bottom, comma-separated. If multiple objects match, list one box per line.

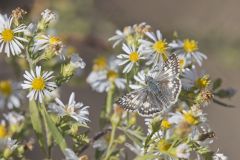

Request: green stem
left=104, top=125, right=116, bottom=160
left=106, top=84, right=115, bottom=116
left=144, top=131, right=154, bottom=154
left=125, top=73, right=131, bottom=92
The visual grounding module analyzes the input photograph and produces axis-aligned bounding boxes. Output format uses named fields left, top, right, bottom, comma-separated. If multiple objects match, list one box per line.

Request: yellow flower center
left=153, top=40, right=167, bottom=54
left=183, top=39, right=198, bottom=53
left=161, top=119, right=171, bottom=129
left=93, top=57, right=107, bottom=71
left=179, top=58, right=186, bottom=70
left=0, top=125, right=7, bottom=138
left=195, top=75, right=210, bottom=89
left=0, top=81, right=12, bottom=96
left=49, top=36, right=61, bottom=45
left=129, top=52, right=139, bottom=63
left=184, top=112, right=199, bottom=125
left=32, top=77, right=45, bottom=90
left=107, top=70, right=118, bottom=82
left=1, top=29, right=14, bottom=42
left=158, top=139, right=171, bottom=152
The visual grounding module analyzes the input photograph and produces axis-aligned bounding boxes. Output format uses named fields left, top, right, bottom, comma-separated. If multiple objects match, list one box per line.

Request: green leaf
left=214, top=88, right=236, bottom=99
left=118, top=126, right=144, bottom=146
left=29, top=100, right=46, bottom=150
left=212, top=78, right=222, bottom=90
left=134, top=154, right=157, bottom=160
left=40, top=104, right=67, bottom=151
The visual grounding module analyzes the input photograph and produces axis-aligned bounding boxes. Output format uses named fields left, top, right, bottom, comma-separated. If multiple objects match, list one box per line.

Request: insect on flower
left=116, top=54, right=181, bottom=116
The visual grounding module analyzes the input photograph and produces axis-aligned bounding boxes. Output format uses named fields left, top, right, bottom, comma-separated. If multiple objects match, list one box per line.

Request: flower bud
left=128, top=113, right=137, bottom=126
left=37, top=9, right=56, bottom=31
left=3, top=148, right=12, bottom=159
left=111, top=113, right=120, bottom=126
left=70, top=124, right=79, bottom=135
left=11, top=7, right=27, bottom=26
left=79, top=155, right=89, bottom=160
left=117, top=135, right=126, bottom=144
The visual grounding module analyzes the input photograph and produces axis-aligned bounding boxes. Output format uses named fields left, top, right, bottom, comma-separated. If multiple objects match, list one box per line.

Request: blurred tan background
left=0, top=0, right=240, bottom=159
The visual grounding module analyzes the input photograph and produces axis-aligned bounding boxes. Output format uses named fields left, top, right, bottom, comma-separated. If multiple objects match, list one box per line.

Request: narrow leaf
left=29, top=100, right=46, bottom=150
left=40, top=105, right=67, bottom=151
left=134, top=154, right=157, bottom=160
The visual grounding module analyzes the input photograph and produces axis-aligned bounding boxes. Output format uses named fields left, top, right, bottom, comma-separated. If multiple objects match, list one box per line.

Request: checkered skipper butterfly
left=116, top=54, right=181, bottom=116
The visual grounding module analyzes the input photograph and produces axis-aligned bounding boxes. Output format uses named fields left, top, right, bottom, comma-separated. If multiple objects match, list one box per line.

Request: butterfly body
left=145, top=76, right=160, bottom=95
left=116, top=54, right=181, bottom=116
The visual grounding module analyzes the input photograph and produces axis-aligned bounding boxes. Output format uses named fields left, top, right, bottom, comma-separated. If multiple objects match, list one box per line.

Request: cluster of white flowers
left=93, top=22, right=228, bottom=160
left=109, top=23, right=207, bottom=72
left=0, top=8, right=234, bottom=160
left=0, top=9, right=90, bottom=159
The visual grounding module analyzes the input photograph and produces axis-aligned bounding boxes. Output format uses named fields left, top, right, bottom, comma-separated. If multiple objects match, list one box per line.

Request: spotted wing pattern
left=116, top=88, right=147, bottom=112
left=116, top=54, right=181, bottom=116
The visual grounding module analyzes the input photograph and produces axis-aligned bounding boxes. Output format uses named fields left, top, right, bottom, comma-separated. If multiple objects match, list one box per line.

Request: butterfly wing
left=137, top=90, right=163, bottom=116
left=157, top=78, right=181, bottom=104
left=153, top=54, right=180, bottom=81
left=116, top=88, right=148, bottom=112
left=117, top=54, right=181, bottom=116
left=155, top=54, right=181, bottom=105
left=116, top=89, right=163, bottom=116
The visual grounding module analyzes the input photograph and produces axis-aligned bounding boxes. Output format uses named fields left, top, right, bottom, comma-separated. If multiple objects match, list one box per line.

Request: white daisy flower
left=176, top=143, right=190, bottom=159
left=40, top=9, right=57, bottom=24
left=117, top=43, right=144, bottom=73
left=0, top=138, right=18, bottom=151
left=0, top=80, right=22, bottom=109
left=139, top=30, right=168, bottom=66
left=48, top=92, right=90, bottom=125
left=181, top=67, right=210, bottom=90
left=3, top=111, right=24, bottom=125
left=34, top=34, right=64, bottom=58
left=70, top=54, right=86, bottom=69
left=61, top=54, right=86, bottom=78
left=169, top=39, right=207, bottom=66
left=108, top=26, right=133, bottom=48
left=87, top=57, right=126, bottom=92
left=21, top=66, right=57, bottom=103
left=169, top=106, right=206, bottom=126
left=0, top=14, right=27, bottom=56
left=213, top=152, right=228, bottom=160
left=87, top=70, right=126, bottom=93
left=177, top=53, right=191, bottom=72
